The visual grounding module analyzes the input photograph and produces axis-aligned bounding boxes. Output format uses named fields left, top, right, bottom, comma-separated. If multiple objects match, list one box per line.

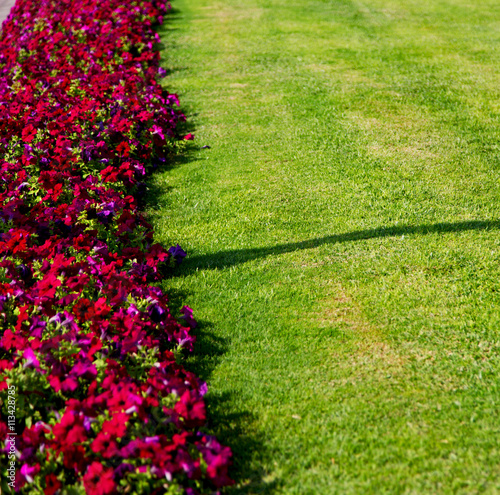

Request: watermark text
left=6, top=385, right=17, bottom=490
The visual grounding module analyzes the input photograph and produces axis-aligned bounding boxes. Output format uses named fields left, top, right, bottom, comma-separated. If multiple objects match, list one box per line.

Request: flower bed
left=0, top=0, right=233, bottom=493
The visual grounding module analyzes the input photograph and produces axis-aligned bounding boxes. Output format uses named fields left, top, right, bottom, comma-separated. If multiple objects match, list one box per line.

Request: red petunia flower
left=21, top=124, right=37, bottom=143
left=102, top=412, right=128, bottom=438
left=116, top=141, right=130, bottom=157
left=61, top=445, right=88, bottom=473
left=90, top=432, right=118, bottom=459
left=73, top=298, right=95, bottom=322
left=83, top=462, right=116, bottom=495
left=174, top=390, right=206, bottom=428
left=44, top=473, right=62, bottom=495
left=52, top=412, right=87, bottom=447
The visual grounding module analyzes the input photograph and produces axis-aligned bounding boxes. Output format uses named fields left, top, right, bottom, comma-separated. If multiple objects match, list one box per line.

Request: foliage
left=0, top=0, right=232, bottom=493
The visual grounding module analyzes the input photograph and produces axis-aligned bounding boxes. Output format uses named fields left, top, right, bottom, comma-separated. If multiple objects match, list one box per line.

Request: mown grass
left=151, top=0, right=500, bottom=493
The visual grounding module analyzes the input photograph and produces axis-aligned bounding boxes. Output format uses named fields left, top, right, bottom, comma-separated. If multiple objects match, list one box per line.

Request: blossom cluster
left=0, top=0, right=233, bottom=493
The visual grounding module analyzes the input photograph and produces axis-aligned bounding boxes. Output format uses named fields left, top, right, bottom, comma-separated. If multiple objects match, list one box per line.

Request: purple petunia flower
left=148, top=303, right=166, bottom=323
left=199, top=381, right=208, bottom=397
left=180, top=305, right=197, bottom=329
left=114, top=463, right=134, bottom=477
left=97, top=201, right=116, bottom=224
left=150, top=124, right=165, bottom=140
left=29, top=316, right=46, bottom=338
left=70, top=360, right=97, bottom=380
left=168, top=244, right=187, bottom=265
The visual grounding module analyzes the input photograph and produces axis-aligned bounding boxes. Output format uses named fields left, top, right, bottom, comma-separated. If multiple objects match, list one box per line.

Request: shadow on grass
left=202, top=392, right=281, bottom=495
left=162, top=219, right=498, bottom=492
left=151, top=9, right=287, bottom=493
left=179, top=219, right=500, bottom=274
left=168, top=303, right=277, bottom=492
left=147, top=156, right=276, bottom=492
left=166, top=219, right=500, bottom=492
left=170, top=310, right=278, bottom=493
left=182, top=323, right=280, bottom=493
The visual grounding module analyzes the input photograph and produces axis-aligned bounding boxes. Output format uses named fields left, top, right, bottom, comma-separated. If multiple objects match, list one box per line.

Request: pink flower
left=22, top=348, right=41, bottom=370
left=150, top=124, right=165, bottom=140
left=20, top=463, right=40, bottom=483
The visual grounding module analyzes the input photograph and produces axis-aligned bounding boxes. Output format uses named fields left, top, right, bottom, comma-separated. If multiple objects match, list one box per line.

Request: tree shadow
left=166, top=218, right=500, bottom=493
left=179, top=219, right=500, bottom=275
left=202, top=392, right=282, bottom=495
left=142, top=91, right=276, bottom=495
left=184, top=319, right=227, bottom=381
left=166, top=297, right=276, bottom=493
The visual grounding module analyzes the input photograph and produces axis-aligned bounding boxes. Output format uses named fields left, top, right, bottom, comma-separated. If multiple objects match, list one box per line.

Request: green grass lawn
left=151, top=0, right=500, bottom=493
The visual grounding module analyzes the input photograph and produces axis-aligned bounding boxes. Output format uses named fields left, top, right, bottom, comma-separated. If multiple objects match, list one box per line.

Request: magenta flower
left=180, top=305, right=198, bottom=329
left=22, top=348, right=40, bottom=370
left=150, top=124, right=165, bottom=140
left=70, top=360, right=97, bottom=380
left=20, top=463, right=39, bottom=483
